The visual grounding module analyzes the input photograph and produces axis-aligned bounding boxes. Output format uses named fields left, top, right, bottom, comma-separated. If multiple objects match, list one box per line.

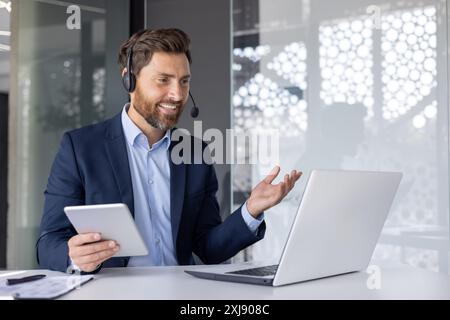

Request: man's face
left=131, top=51, right=191, bottom=131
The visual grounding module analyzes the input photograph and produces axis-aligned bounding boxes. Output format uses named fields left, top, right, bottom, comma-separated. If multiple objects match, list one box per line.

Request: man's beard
left=133, top=86, right=183, bottom=131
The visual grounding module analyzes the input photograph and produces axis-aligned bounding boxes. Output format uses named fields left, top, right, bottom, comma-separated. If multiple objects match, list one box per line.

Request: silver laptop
left=185, top=170, right=402, bottom=286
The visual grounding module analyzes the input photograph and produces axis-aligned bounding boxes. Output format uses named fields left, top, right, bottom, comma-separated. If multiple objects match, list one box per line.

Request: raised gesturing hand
left=246, top=166, right=302, bottom=218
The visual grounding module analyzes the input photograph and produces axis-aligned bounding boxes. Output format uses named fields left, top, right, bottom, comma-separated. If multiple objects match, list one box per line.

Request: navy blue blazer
left=36, top=112, right=265, bottom=272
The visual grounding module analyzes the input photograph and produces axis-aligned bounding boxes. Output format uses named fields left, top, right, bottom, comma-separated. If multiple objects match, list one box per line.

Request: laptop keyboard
left=226, top=265, right=279, bottom=277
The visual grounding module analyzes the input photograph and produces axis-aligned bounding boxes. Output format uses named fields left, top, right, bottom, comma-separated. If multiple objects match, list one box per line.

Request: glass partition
left=232, top=0, right=449, bottom=272
left=8, top=0, right=129, bottom=269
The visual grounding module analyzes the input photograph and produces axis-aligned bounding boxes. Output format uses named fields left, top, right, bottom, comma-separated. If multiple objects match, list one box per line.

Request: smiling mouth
left=159, top=103, right=177, bottom=110
left=158, top=103, right=179, bottom=114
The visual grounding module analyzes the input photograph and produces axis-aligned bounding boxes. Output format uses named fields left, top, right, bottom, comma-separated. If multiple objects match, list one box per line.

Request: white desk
left=1, top=263, right=449, bottom=300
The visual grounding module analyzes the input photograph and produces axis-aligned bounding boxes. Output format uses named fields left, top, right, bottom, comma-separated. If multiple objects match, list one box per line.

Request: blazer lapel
left=104, top=113, right=135, bottom=217
left=169, top=139, right=186, bottom=249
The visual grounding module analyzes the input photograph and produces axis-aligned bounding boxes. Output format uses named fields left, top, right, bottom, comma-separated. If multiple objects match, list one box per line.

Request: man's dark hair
left=118, top=28, right=192, bottom=77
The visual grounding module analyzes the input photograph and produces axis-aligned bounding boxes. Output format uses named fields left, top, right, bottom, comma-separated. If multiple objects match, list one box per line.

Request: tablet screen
left=64, top=203, right=148, bottom=257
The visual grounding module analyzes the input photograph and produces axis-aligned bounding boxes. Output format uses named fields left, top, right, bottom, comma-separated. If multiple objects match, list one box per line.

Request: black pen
left=6, top=274, right=46, bottom=286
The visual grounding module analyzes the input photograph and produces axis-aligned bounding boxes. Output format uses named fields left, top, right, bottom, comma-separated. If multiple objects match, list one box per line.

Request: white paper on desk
left=0, top=275, right=94, bottom=300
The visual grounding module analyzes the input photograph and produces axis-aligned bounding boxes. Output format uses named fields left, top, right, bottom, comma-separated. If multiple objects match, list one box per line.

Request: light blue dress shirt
left=121, top=104, right=263, bottom=266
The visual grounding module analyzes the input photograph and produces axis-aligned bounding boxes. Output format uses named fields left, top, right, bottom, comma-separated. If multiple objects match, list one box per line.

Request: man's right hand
left=68, top=233, right=120, bottom=272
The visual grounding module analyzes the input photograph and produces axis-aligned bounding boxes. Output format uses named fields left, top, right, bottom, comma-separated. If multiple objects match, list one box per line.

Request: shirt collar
left=121, top=103, right=171, bottom=151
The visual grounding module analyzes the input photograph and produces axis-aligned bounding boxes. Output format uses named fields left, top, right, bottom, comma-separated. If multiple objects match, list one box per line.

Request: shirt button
left=156, top=239, right=160, bottom=245
left=148, top=179, right=153, bottom=185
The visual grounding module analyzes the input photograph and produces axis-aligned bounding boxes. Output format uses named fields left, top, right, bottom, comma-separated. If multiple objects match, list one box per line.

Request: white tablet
left=64, top=203, right=148, bottom=257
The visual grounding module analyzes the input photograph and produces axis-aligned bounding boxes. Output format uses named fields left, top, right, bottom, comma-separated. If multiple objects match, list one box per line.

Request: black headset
left=122, top=45, right=199, bottom=118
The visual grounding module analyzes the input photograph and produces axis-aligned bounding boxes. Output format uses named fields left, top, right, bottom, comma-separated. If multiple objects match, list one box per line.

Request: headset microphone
left=189, top=91, right=200, bottom=118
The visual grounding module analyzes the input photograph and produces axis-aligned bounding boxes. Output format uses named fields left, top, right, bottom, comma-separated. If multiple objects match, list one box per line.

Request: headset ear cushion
left=122, top=72, right=131, bottom=92
left=128, top=73, right=136, bottom=93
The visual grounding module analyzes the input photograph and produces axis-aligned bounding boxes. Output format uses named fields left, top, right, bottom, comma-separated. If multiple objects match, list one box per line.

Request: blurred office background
left=0, top=0, right=449, bottom=274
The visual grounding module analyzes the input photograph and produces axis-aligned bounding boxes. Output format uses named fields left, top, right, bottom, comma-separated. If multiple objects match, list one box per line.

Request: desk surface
left=1, top=263, right=449, bottom=300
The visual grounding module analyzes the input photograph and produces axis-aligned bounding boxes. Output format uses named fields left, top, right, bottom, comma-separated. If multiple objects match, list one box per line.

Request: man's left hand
left=246, top=166, right=302, bottom=218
